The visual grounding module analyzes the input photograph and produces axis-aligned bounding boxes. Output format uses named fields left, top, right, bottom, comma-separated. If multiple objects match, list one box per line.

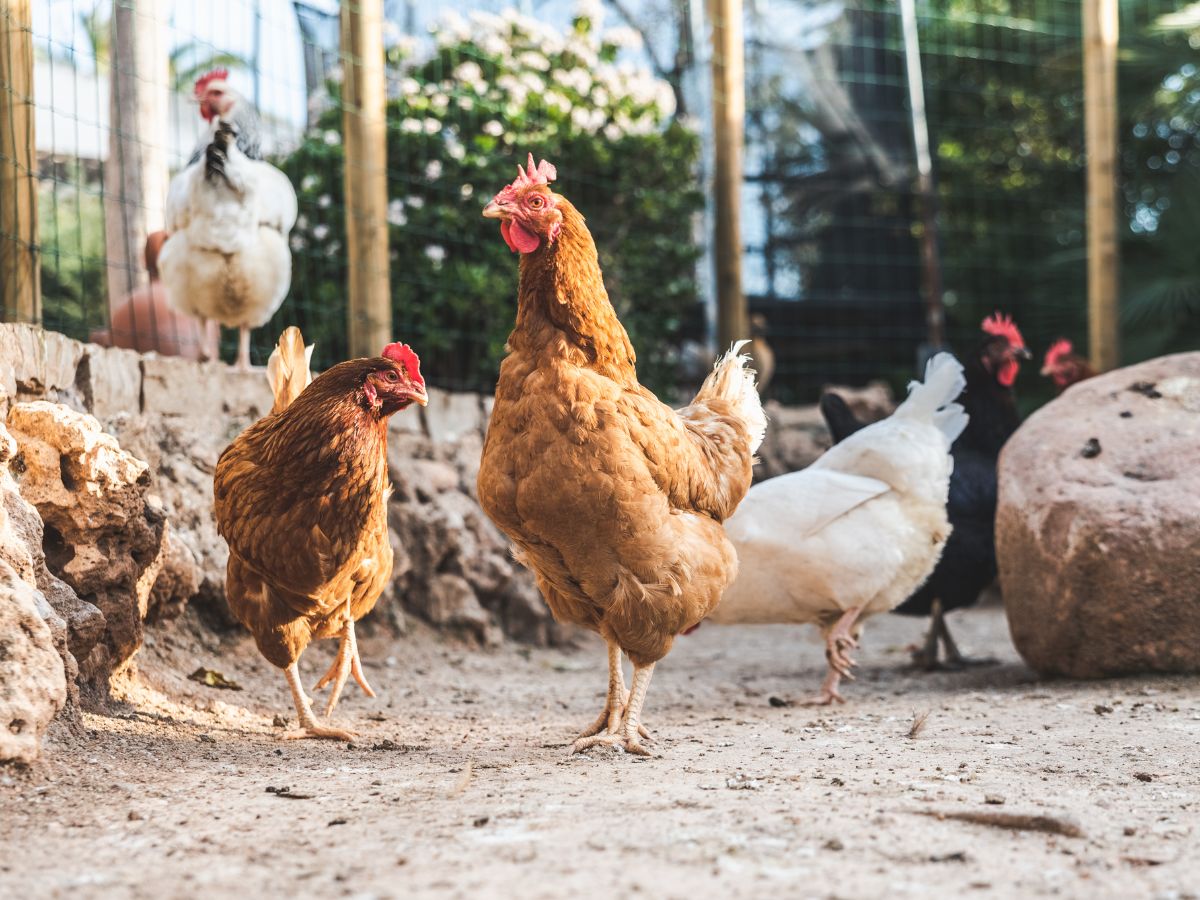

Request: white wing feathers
left=732, top=469, right=889, bottom=541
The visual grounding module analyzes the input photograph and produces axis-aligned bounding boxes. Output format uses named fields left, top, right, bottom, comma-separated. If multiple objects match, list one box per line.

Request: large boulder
left=7, top=402, right=167, bottom=692
left=0, top=562, right=67, bottom=765
left=0, top=422, right=70, bottom=763
left=997, top=353, right=1200, bottom=678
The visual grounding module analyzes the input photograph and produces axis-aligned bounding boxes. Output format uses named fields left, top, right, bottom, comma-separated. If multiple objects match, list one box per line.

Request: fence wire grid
left=4, top=0, right=1200, bottom=404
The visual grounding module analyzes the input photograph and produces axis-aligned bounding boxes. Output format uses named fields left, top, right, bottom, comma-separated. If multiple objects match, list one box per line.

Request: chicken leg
left=234, top=326, right=254, bottom=372
left=802, top=605, right=863, bottom=706
left=911, top=600, right=998, bottom=671
left=573, top=661, right=655, bottom=757
left=282, top=661, right=356, bottom=741
left=313, top=604, right=376, bottom=717
left=203, top=319, right=221, bottom=362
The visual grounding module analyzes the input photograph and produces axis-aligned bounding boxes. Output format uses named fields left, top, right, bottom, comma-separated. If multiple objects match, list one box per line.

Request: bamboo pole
left=0, top=0, right=39, bottom=323
left=706, top=0, right=747, bottom=351
left=1084, top=0, right=1119, bottom=372
left=341, top=0, right=391, bottom=359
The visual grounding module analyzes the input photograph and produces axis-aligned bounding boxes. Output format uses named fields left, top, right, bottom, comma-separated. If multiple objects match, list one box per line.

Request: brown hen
left=477, top=156, right=766, bottom=755
left=214, top=328, right=427, bottom=740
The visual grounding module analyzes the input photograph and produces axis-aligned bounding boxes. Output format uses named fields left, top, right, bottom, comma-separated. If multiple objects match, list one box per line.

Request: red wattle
left=998, top=360, right=1018, bottom=387
left=507, top=220, right=541, bottom=254
left=500, top=220, right=518, bottom=253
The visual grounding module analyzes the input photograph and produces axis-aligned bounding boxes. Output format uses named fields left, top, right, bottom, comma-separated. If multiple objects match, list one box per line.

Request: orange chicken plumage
left=476, top=156, right=766, bottom=755
left=213, top=328, right=427, bottom=739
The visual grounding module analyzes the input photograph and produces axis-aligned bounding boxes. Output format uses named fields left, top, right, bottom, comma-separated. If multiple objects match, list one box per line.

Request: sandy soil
left=1, top=605, right=1198, bottom=900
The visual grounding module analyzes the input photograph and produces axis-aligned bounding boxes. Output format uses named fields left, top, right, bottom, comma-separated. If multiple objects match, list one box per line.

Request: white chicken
left=708, top=353, right=968, bottom=704
left=159, top=69, right=298, bottom=370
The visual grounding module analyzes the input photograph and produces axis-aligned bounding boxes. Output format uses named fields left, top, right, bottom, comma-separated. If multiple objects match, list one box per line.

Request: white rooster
left=159, top=69, right=298, bottom=370
left=707, top=353, right=968, bottom=704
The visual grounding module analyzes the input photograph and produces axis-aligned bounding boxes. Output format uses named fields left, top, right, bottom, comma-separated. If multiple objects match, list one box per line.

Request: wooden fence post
left=0, top=0, right=39, bottom=323
left=1084, top=0, right=1119, bottom=371
left=341, top=0, right=392, bottom=359
left=706, top=0, right=747, bottom=351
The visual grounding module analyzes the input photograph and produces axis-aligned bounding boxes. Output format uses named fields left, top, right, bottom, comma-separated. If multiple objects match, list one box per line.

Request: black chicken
left=820, top=313, right=1030, bottom=669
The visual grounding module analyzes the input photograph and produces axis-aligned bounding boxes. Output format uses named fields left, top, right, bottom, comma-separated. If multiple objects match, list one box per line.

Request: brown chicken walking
left=213, top=328, right=427, bottom=739
left=477, top=156, right=766, bottom=755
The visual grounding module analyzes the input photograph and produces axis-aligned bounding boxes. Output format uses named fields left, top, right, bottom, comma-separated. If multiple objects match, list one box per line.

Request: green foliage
left=277, top=7, right=701, bottom=393
left=38, top=174, right=108, bottom=339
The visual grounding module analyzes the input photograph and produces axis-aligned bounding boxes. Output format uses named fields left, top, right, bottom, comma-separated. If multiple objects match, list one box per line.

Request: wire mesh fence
left=7, top=0, right=1200, bottom=403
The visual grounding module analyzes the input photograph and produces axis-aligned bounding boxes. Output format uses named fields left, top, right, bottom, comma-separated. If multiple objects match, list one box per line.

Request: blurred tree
left=277, top=5, right=701, bottom=394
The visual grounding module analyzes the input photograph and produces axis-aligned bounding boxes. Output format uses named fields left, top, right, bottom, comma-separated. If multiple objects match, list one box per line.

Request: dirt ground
left=1, top=604, right=1198, bottom=900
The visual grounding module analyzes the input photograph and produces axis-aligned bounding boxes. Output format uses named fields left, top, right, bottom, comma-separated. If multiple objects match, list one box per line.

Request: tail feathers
left=693, top=340, right=767, bottom=453
left=819, top=392, right=868, bottom=445
left=266, top=326, right=314, bottom=415
left=895, top=351, right=968, bottom=444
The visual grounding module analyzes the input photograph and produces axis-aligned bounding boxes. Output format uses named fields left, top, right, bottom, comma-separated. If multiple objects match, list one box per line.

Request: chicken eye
left=384, top=370, right=399, bottom=383
left=528, top=195, right=545, bottom=209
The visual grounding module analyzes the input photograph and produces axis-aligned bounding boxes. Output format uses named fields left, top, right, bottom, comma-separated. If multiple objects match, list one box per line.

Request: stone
left=148, top=524, right=202, bottom=624
left=216, top=368, right=274, bottom=421
left=0, top=323, right=85, bottom=400
left=7, top=402, right=167, bottom=691
left=79, top=345, right=142, bottom=420
left=106, top=413, right=238, bottom=630
left=420, top=573, right=502, bottom=645
left=0, top=560, right=67, bottom=765
left=422, top=388, right=483, bottom=445
left=997, top=352, right=1200, bottom=678
left=140, top=356, right=226, bottom=420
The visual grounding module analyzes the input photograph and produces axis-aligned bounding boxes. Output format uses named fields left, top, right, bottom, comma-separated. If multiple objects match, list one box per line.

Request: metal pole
left=706, top=0, right=747, bottom=351
left=341, top=0, right=392, bottom=358
left=0, top=0, right=39, bottom=323
left=898, top=0, right=944, bottom=352
left=1084, top=0, right=1119, bottom=372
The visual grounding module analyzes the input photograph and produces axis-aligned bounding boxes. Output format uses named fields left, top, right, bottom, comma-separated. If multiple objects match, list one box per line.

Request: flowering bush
left=278, top=3, right=702, bottom=392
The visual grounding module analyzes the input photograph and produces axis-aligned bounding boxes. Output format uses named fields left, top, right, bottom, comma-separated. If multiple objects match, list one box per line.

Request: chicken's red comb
left=981, top=312, right=1025, bottom=348
left=1044, top=338, right=1073, bottom=368
left=382, top=342, right=423, bottom=383
left=194, top=68, right=229, bottom=98
left=495, top=153, right=557, bottom=202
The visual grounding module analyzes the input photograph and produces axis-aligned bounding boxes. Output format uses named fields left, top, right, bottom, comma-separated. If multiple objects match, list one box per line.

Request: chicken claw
left=800, top=670, right=847, bottom=707
left=313, top=616, right=376, bottom=717
left=805, top=605, right=864, bottom=706
left=283, top=662, right=356, bottom=742
left=572, top=662, right=656, bottom=757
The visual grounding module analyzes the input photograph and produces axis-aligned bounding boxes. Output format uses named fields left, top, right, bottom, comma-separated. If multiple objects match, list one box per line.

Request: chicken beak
left=482, top=199, right=506, bottom=220
left=1015, top=346, right=1033, bottom=361
left=411, top=387, right=429, bottom=407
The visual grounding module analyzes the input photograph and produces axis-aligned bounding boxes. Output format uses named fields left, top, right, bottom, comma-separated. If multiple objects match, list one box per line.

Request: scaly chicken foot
left=281, top=661, right=357, bottom=741
left=313, top=612, right=376, bottom=717
left=912, top=600, right=998, bottom=671
left=572, top=663, right=655, bottom=756
left=801, top=605, right=863, bottom=705
left=574, top=642, right=652, bottom=746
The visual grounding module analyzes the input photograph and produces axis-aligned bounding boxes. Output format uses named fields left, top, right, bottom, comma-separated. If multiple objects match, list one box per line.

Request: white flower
left=400, top=77, right=421, bottom=97
left=543, top=90, right=570, bottom=113
left=575, top=0, right=605, bottom=26
left=382, top=20, right=402, bottom=47
left=425, top=160, right=443, bottom=180
left=313, top=223, right=330, bottom=240
left=425, top=244, right=446, bottom=266
left=407, top=195, right=425, bottom=209
left=460, top=183, right=474, bottom=199
left=554, top=68, right=592, bottom=94
left=454, top=61, right=483, bottom=84
left=387, top=199, right=407, bottom=226
left=424, top=118, right=441, bottom=134
left=400, top=118, right=422, bottom=134
left=604, top=123, right=622, bottom=141
left=437, top=11, right=470, bottom=44
left=323, top=130, right=341, bottom=146
left=603, top=26, right=643, bottom=50
left=480, top=34, right=509, bottom=57
left=290, top=235, right=306, bottom=251
left=317, top=194, right=332, bottom=209
left=518, top=51, right=551, bottom=72
left=300, top=174, right=320, bottom=192
left=520, top=72, right=545, bottom=95
left=431, top=92, right=450, bottom=111
left=457, top=95, right=475, bottom=111
left=448, top=141, right=466, bottom=160
left=482, top=120, right=504, bottom=137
